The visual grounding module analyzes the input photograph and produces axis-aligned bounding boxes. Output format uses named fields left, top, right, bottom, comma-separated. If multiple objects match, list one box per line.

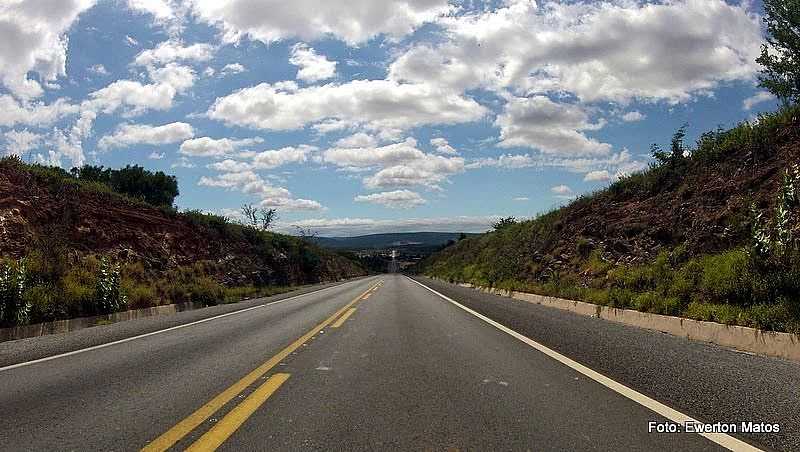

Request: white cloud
left=335, top=133, right=378, bottom=149
left=289, top=44, right=337, bottom=83
left=133, top=40, right=214, bottom=67
left=323, top=137, right=464, bottom=189
left=89, top=64, right=108, bottom=76
left=621, top=111, right=645, bottom=122
left=207, top=145, right=313, bottom=171
left=430, top=137, right=457, bottom=155
left=551, top=184, right=572, bottom=195
left=85, top=64, right=195, bottom=115
left=495, top=96, right=611, bottom=156
left=279, top=215, right=500, bottom=236
left=199, top=170, right=322, bottom=211
left=148, top=151, right=165, bottom=159
left=466, top=153, right=537, bottom=170
left=468, top=149, right=646, bottom=181
left=390, top=0, right=761, bottom=104
left=512, top=197, right=529, bottom=202
left=354, top=190, right=426, bottom=209
left=0, top=95, right=79, bottom=127
left=179, top=136, right=264, bottom=158
left=208, top=79, right=486, bottom=132
left=583, top=170, right=612, bottom=182
left=3, top=129, right=42, bottom=157
left=220, top=63, right=246, bottom=75
left=0, top=0, right=95, bottom=98
left=189, top=0, right=451, bottom=45
left=98, top=122, right=194, bottom=150
left=126, top=0, right=176, bottom=21
left=742, top=91, right=776, bottom=111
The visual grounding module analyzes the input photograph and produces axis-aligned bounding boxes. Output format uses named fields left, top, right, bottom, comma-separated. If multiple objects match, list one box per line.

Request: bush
left=697, top=249, right=752, bottom=305
left=125, top=283, right=158, bottom=309
left=24, top=284, right=64, bottom=323
left=71, top=164, right=179, bottom=207
left=96, top=258, right=126, bottom=314
left=186, top=277, right=226, bottom=306
left=0, top=260, right=29, bottom=326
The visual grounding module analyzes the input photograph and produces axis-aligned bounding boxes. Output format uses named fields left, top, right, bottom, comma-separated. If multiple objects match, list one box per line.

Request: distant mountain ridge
left=313, top=232, right=478, bottom=250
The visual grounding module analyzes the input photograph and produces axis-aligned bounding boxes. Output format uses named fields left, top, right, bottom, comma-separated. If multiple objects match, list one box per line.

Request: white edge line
left=0, top=277, right=374, bottom=373
left=407, top=276, right=762, bottom=452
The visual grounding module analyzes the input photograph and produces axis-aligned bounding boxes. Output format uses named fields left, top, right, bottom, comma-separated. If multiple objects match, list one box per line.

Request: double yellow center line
left=142, top=280, right=382, bottom=452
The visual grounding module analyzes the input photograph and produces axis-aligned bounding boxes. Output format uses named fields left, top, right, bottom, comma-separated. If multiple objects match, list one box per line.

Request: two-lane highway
left=0, top=275, right=766, bottom=450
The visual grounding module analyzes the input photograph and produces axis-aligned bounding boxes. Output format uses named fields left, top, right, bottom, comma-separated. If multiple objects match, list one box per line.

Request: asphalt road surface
left=0, top=274, right=792, bottom=451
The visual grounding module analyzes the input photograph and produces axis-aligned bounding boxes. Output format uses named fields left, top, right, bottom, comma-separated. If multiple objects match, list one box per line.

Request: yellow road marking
left=141, top=281, right=380, bottom=452
left=185, top=373, right=291, bottom=452
left=331, top=308, right=357, bottom=328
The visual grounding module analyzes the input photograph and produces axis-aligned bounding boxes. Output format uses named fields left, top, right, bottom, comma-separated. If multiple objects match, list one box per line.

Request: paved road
left=0, top=274, right=783, bottom=451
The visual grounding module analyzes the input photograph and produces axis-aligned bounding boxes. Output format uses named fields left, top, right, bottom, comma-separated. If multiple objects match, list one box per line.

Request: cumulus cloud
left=3, top=129, right=42, bottom=157
left=179, top=136, right=264, bottom=158
left=133, top=40, right=214, bottom=67
left=89, top=64, right=108, bottom=76
left=551, top=184, right=572, bottom=195
left=85, top=63, right=195, bottom=115
left=621, top=111, right=645, bottom=122
left=742, top=91, right=776, bottom=111
left=189, top=0, right=451, bottom=45
left=290, top=44, right=337, bottom=83
left=220, top=63, right=246, bottom=75
left=430, top=137, right=457, bottom=155
left=467, top=149, right=646, bottom=181
left=98, top=121, right=194, bottom=150
left=335, top=133, right=378, bottom=149
left=207, top=146, right=313, bottom=172
left=390, top=0, right=761, bottom=104
left=207, top=79, right=487, bottom=132
left=0, top=95, right=79, bottom=127
left=323, top=137, right=464, bottom=189
left=199, top=170, right=322, bottom=211
left=354, top=189, right=426, bottom=209
left=0, top=0, right=95, bottom=98
left=583, top=170, right=612, bottom=182
left=495, top=96, right=611, bottom=156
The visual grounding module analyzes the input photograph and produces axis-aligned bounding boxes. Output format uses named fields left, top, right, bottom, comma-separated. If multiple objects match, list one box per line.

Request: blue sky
left=0, top=0, right=779, bottom=236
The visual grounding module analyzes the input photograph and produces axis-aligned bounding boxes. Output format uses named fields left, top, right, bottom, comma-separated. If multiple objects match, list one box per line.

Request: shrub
left=0, top=260, right=29, bottom=326
left=96, top=258, right=126, bottom=314
left=125, top=283, right=158, bottom=309
left=187, top=277, right=226, bottom=306
left=71, top=164, right=179, bottom=207
left=697, top=249, right=752, bottom=305
left=24, top=284, right=65, bottom=323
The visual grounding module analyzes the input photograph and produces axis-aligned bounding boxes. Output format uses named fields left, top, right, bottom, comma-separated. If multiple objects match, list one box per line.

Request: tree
left=241, top=204, right=278, bottom=230
left=492, top=217, right=517, bottom=231
left=756, top=0, right=800, bottom=104
left=670, top=123, right=688, bottom=162
left=71, top=164, right=179, bottom=207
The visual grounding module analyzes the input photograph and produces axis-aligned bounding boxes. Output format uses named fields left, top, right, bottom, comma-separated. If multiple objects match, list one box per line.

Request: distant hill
left=314, top=232, right=478, bottom=250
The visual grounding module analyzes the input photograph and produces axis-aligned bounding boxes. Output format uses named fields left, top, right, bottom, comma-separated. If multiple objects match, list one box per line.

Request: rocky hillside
left=0, top=159, right=364, bottom=326
left=420, top=106, right=800, bottom=332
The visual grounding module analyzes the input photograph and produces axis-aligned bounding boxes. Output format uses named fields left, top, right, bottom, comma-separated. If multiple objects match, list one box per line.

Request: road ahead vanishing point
left=1, top=275, right=796, bottom=451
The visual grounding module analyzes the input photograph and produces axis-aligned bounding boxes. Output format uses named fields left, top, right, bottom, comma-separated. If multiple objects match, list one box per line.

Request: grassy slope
left=419, top=106, right=800, bottom=333
left=0, top=158, right=365, bottom=325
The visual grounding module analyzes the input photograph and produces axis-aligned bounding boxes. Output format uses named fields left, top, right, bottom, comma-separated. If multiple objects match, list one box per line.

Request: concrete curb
left=442, top=280, right=800, bottom=362
left=0, top=301, right=203, bottom=342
